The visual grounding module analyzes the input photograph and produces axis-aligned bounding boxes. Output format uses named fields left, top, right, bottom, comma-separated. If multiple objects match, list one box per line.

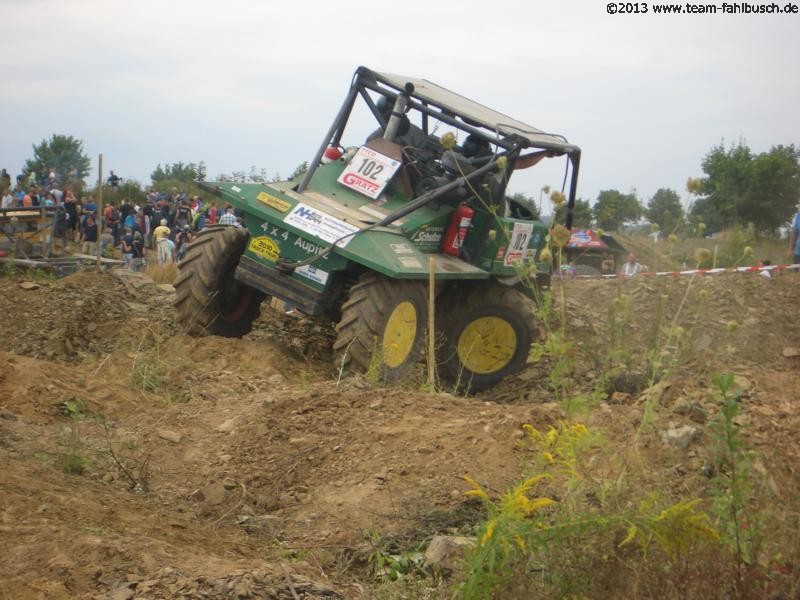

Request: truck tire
left=439, top=285, right=542, bottom=392
left=334, top=273, right=428, bottom=383
left=174, top=225, right=265, bottom=337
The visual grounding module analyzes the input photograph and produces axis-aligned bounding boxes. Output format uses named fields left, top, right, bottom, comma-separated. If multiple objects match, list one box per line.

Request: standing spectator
left=171, top=200, right=194, bottom=236
left=81, top=215, right=98, bottom=255
left=153, top=218, right=170, bottom=243
left=218, top=207, right=237, bottom=225
left=622, top=253, right=642, bottom=277
left=64, top=190, right=79, bottom=242
left=1, top=188, right=12, bottom=209
left=790, top=208, right=800, bottom=265
left=123, top=208, right=136, bottom=232
left=121, top=228, right=134, bottom=268
left=175, top=225, right=195, bottom=261
left=120, top=199, right=134, bottom=222
left=208, top=201, right=217, bottom=225
left=99, top=225, right=114, bottom=257
left=51, top=187, right=64, bottom=204
left=105, top=202, right=121, bottom=244
left=131, top=230, right=146, bottom=271
left=0, top=169, right=11, bottom=190
left=158, top=234, right=176, bottom=265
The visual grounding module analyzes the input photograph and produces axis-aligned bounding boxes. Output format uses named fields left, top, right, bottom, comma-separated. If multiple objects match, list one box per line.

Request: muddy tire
left=174, top=225, right=265, bottom=337
left=333, top=273, right=428, bottom=382
left=439, top=285, right=541, bottom=392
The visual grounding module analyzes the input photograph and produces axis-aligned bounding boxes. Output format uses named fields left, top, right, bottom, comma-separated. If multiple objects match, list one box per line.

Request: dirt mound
left=491, top=272, right=800, bottom=401
left=1, top=267, right=800, bottom=597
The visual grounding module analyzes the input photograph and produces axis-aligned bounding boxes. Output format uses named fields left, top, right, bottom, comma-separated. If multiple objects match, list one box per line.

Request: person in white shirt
left=1, top=189, right=13, bottom=208
left=622, top=253, right=642, bottom=277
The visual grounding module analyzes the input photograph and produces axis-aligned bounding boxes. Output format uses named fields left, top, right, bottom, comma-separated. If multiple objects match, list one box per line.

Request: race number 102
left=607, top=2, right=649, bottom=13
left=356, top=158, right=384, bottom=180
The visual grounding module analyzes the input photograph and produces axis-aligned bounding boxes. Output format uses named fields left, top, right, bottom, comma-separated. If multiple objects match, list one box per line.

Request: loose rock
left=424, top=535, right=476, bottom=572
left=158, top=430, right=183, bottom=444
left=660, top=425, right=701, bottom=449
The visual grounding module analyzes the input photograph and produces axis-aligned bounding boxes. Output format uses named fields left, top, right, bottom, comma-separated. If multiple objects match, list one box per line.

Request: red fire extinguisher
left=441, top=202, right=474, bottom=257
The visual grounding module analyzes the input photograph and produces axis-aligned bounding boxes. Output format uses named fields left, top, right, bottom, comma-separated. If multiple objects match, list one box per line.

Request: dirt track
left=1, top=268, right=799, bottom=598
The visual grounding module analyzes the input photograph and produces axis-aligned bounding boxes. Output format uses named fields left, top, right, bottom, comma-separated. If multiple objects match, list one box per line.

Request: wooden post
left=427, top=256, right=436, bottom=388
left=96, top=154, right=103, bottom=270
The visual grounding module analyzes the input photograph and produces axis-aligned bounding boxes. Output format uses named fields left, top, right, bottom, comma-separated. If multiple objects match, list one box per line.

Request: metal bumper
left=235, top=255, right=328, bottom=316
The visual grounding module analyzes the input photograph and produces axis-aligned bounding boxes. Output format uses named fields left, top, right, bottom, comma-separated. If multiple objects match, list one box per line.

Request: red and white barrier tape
left=565, top=263, right=800, bottom=280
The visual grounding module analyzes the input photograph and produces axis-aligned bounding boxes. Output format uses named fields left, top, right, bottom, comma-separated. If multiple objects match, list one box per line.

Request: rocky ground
left=0, top=266, right=798, bottom=598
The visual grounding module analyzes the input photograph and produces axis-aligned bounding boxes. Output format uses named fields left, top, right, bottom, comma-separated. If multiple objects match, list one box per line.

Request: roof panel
left=371, top=69, right=578, bottom=152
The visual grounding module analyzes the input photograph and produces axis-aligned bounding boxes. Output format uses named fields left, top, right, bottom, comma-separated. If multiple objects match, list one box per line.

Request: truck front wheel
left=439, top=285, right=542, bottom=392
left=174, top=225, right=265, bottom=337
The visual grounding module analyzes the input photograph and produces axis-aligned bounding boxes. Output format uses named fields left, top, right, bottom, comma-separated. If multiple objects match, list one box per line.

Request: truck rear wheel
left=174, top=225, right=265, bottom=337
left=439, top=285, right=541, bottom=392
left=334, top=273, right=428, bottom=382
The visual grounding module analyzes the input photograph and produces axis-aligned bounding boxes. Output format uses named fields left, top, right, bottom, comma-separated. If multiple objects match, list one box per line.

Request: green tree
left=646, top=188, right=684, bottom=233
left=592, top=189, right=642, bottom=231
left=24, top=134, right=91, bottom=185
left=555, top=198, right=592, bottom=228
left=151, top=161, right=206, bottom=185
left=691, top=142, right=800, bottom=235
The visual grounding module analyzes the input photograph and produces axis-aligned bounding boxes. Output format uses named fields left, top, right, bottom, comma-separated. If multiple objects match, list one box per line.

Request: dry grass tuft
left=144, top=262, right=178, bottom=284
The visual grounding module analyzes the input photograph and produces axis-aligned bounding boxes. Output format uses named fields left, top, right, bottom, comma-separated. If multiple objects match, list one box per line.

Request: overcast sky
left=1, top=0, right=797, bottom=214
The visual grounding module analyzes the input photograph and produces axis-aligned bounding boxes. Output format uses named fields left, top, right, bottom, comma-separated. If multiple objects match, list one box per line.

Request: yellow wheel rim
left=457, top=317, right=517, bottom=375
left=383, top=301, right=418, bottom=368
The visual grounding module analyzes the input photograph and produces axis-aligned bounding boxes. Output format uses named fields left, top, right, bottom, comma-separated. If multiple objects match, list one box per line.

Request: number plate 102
left=337, top=146, right=400, bottom=200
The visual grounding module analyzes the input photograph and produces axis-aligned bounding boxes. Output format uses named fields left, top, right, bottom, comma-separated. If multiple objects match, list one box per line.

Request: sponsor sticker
left=231, top=185, right=241, bottom=193
left=398, top=256, right=423, bottom=269
left=248, top=236, right=280, bottom=263
left=410, top=226, right=443, bottom=248
left=295, top=264, right=329, bottom=285
left=257, top=191, right=291, bottom=213
left=283, top=202, right=360, bottom=248
left=504, top=222, right=534, bottom=266
left=337, top=146, right=400, bottom=199
left=390, top=243, right=414, bottom=254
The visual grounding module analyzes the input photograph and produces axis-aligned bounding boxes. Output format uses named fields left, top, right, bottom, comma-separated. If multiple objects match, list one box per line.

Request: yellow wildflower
left=481, top=519, right=496, bottom=546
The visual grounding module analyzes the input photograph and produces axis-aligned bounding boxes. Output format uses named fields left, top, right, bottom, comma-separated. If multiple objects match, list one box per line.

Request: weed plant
left=458, top=422, right=721, bottom=599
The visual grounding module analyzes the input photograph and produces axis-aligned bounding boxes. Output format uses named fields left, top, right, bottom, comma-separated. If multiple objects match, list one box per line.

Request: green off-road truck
left=174, top=66, right=581, bottom=391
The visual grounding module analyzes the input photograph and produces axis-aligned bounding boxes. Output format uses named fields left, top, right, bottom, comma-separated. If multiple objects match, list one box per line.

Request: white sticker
left=231, top=185, right=241, bottom=193
left=283, top=202, right=360, bottom=248
left=295, top=264, right=329, bottom=285
left=337, top=146, right=400, bottom=199
left=505, top=222, right=534, bottom=266
left=398, top=256, right=423, bottom=269
left=390, top=243, right=414, bottom=254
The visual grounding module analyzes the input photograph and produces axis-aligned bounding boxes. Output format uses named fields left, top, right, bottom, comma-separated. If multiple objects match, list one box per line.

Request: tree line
left=18, top=134, right=800, bottom=235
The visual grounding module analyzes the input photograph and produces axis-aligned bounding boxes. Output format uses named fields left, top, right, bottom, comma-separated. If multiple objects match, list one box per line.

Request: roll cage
left=297, top=66, right=582, bottom=228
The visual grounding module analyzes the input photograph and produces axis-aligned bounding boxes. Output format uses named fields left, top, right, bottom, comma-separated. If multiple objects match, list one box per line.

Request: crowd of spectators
left=2, top=166, right=244, bottom=269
